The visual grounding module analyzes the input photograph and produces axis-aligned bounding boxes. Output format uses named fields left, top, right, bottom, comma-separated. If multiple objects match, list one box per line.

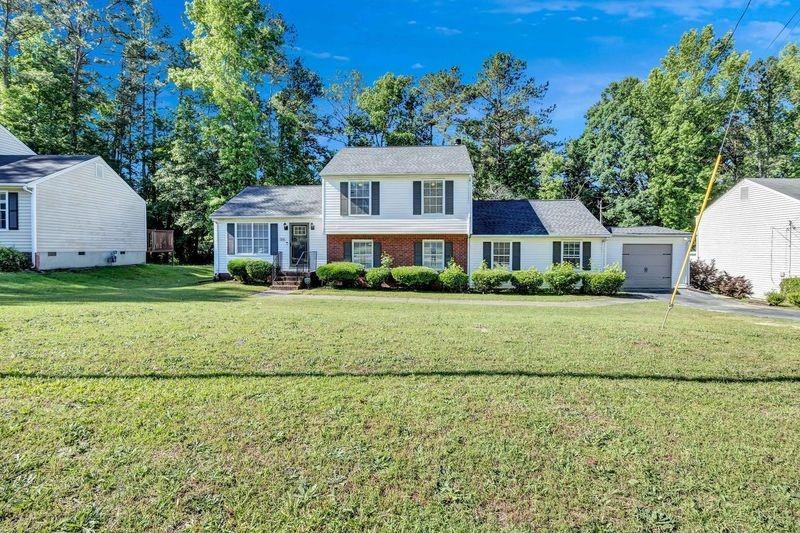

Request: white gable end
left=0, top=125, right=35, bottom=155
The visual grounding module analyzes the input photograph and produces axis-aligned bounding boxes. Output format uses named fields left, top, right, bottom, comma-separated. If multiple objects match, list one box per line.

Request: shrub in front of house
left=245, top=259, right=272, bottom=284
left=365, top=266, right=392, bottom=288
left=780, top=277, right=800, bottom=295
left=581, top=265, right=626, bottom=296
left=690, top=259, right=718, bottom=291
left=227, top=258, right=253, bottom=283
left=787, top=291, right=800, bottom=308
left=471, top=262, right=512, bottom=293
left=766, top=291, right=786, bottom=306
left=510, top=267, right=543, bottom=294
left=439, top=260, right=469, bottom=292
left=316, top=262, right=365, bottom=286
left=0, top=246, right=30, bottom=272
left=391, top=266, right=439, bottom=290
left=543, top=262, right=581, bottom=294
left=713, top=271, right=753, bottom=299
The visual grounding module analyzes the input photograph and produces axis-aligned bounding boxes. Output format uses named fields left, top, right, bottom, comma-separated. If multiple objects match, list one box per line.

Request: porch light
left=283, top=223, right=288, bottom=230
left=310, top=223, right=315, bottom=230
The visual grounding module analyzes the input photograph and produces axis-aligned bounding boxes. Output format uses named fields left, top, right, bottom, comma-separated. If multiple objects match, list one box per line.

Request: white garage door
left=622, top=244, right=672, bottom=289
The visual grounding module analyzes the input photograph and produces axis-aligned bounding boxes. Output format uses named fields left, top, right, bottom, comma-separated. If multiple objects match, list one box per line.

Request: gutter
left=22, top=183, right=37, bottom=268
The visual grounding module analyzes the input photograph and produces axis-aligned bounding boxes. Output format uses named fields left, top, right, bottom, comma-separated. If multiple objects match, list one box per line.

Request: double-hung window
left=422, top=240, right=445, bottom=270
left=492, top=242, right=511, bottom=270
left=350, top=181, right=371, bottom=215
left=562, top=241, right=581, bottom=267
left=422, top=180, right=444, bottom=214
left=236, top=223, right=269, bottom=255
left=0, top=192, right=6, bottom=230
left=352, top=239, right=373, bottom=269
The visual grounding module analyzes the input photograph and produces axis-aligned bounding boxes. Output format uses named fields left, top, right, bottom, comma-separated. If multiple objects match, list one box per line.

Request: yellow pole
left=661, top=153, right=723, bottom=329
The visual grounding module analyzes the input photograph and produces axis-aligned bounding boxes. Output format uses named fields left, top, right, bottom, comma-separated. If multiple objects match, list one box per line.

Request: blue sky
left=153, top=0, right=800, bottom=141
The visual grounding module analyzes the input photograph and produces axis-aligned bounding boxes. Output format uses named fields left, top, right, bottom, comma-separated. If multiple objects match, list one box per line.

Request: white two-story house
left=212, top=145, right=690, bottom=290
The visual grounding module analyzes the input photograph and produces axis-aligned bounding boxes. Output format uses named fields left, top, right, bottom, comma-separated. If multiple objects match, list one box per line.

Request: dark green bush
left=471, top=262, right=512, bottom=293
left=780, top=277, right=800, bottom=294
left=227, top=258, right=253, bottom=283
left=391, top=266, right=439, bottom=290
left=245, top=259, right=272, bottom=284
left=438, top=260, right=469, bottom=292
left=0, top=247, right=30, bottom=272
left=510, top=268, right=543, bottom=294
left=543, top=262, right=581, bottom=294
left=787, top=291, right=800, bottom=308
left=365, top=266, right=391, bottom=288
left=581, top=265, right=626, bottom=295
left=766, top=291, right=786, bottom=306
left=316, top=262, right=365, bottom=286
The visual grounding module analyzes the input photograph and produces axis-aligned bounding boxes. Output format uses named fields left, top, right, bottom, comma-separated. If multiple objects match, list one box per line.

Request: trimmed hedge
left=780, top=277, right=800, bottom=295
left=439, top=260, right=469, bottom=292
left=391, top=266, right=439, bottom=290
left=365, top=267, right=392, bottom=288
left=227, top=258, right=252, bottom=283
left=245, top=260, right=272, bottom=284
left=0, top=246, right=30, bottom=272
left=543, top=262, right=581, bottom=294
left=510, top=268, right=543, bottom=294
left=317, top=262, right=365, bottom=286
left=581, top=265, right=626, bottom=296
left=787, top=291, right=800, bottom=308
left=471, top=263, right=512, bottom=293
left=766, top=291, right=786, bottom=306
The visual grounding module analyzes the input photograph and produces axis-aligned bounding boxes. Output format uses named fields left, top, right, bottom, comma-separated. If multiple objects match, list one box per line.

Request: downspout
left=22, top=184, right=37, bottom=269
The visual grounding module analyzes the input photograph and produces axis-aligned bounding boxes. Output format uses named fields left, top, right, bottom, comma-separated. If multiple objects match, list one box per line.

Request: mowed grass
left=1, top=265, right=799, bottom=530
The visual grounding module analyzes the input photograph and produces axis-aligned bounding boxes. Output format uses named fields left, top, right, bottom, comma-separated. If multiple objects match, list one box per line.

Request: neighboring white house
left=0, top=125, right=147, bottom=270
left=697, top=178, right=800, bottom=297
left=213, top=145, right=690, bottom=290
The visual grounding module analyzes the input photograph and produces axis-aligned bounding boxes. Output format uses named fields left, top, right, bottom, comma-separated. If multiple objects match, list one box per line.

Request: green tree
left=0, top=0, right=44, bottom=88
left=357, top=72, right=430, bottom=146
left=418, top=66, right=466, bottom=145
left=323, top=69, right=372, bottom=147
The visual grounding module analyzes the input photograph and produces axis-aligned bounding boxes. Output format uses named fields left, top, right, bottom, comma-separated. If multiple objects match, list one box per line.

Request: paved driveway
left=640, top=289, right=800, bottom=321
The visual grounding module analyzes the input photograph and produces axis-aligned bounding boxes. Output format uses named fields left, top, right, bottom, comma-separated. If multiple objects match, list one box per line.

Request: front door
left=290, top=223, right=309, bottom=267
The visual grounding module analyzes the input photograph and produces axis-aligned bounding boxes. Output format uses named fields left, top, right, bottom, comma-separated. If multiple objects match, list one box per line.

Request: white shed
left=697, top=178, right=800, bottom=297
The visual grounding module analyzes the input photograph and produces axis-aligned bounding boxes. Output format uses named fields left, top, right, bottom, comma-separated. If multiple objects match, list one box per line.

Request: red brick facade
left=327, top=234, right=469, bottom=268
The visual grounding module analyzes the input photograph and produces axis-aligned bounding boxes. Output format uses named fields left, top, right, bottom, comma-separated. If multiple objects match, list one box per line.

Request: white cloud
left=434, top=26, right=462, bottom=36
left=546, top=71, right=624, bottom=121
left=490, top=1, right=780, bottom=21
left=295, top=47, right=350, bottom=62
left=411, top=62, right=424, bottom=69
left=408, top=20, right=417, bottom=25
left=739, top=20, right=800, bottom=48
left=569, top=16, right=588, bottom=22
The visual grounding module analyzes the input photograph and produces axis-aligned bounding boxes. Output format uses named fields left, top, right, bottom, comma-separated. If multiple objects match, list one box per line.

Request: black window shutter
left=412, top=181, right=422, bottom=215
left=343, top=241, right=352, bottom=261
left=371, top=181, right=380, bottom=215
left=444, top=241, right=454, bottom=266
left=8, top=192, right=18, bottom=230
left=270, top=223, right=278, bottom=255
left=552, top=241, right=561, bottom=264
left=227, top=223, right=236, bottom=255
left=373, top=241, right=382, bottom=267
left=483, top=241, right=492, bottom=268
left=445, top=181, right=454, bottom=214
left=340, top=182, right=349, bottom=216
left=413, top=241, right=422, bottom=266
left=512, top=242, right=521, bottom=271
left=582, top=241, right=592, bottom=270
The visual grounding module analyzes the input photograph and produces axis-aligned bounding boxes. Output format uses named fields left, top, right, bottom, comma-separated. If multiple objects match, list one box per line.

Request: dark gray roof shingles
left=0, top=154, right=96, bottom=184
left=212, top=186, right=321, bottom=218
left=320, top=145, right=474, bottom=176
left=749, top=178, right=800, bottom=202
left=472, top=199, right=609, bottom=236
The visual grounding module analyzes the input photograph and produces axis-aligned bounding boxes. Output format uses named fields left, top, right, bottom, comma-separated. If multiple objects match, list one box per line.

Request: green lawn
left=304, top=286, right=607, bottom=301
left=1, top=265, right=799, bottom=530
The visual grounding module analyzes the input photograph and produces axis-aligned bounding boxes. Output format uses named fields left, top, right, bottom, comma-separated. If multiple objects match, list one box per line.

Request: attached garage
left=606, top=226, right=691, bottom=291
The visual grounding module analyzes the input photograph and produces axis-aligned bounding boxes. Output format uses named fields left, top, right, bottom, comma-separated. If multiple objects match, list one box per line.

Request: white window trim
left=491, top=241, right=513, bottom=270
left=422, top=179, right=445, bottom=215
left=0, top=191, right=7, bottom=231
left=235, top=222, right=270, bottom=256
left=422, top=239, right=445, bottom=270
left=562, top=241, right=582, bottom=267
left=349, top=181, right=371, bottom=216
left=352, top=239, right=374, bottom=269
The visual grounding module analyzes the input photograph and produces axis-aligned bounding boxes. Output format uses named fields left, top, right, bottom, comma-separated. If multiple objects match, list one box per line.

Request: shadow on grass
left=1, top=369, right=797, bottom=384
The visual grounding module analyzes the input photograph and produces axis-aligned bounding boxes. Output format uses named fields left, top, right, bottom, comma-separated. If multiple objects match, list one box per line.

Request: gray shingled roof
left=0, top=154, right=96, bottom=184
left=472, top=199, right=610, bottom=236
left=609, top=225, right=690, bottom=236
left=320, top=145, right=474, bottom=176
left=212, top=186, right=321, bottom=218
left=749, top=178, right=800, bottom=202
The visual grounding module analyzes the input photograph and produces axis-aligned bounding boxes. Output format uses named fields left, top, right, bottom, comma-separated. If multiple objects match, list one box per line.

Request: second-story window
left=350, top=181, right=371, bottom=215
left=423, top=180, right=444, bottom=214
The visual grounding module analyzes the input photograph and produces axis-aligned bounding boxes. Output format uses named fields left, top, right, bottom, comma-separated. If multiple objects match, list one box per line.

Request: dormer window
left=423, top=180, right=444, bottom=214
left=349, top=181, right=371, bottom=215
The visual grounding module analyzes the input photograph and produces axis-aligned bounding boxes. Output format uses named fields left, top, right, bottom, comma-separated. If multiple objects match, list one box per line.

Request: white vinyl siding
left=697, top=179, right=800, bottom=296
left=0, top=188, right=32, bottom=252
left=352, top=239, right=373, bottom=269
left=468, top=238, right=604, bottom=277
left=323, top=175, right=471, bottom=234
left=0, top=125, right=35, bottom=155
left=35, top=158, right=146, bottom=253
left=422, top=239, right=444, bottom=270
